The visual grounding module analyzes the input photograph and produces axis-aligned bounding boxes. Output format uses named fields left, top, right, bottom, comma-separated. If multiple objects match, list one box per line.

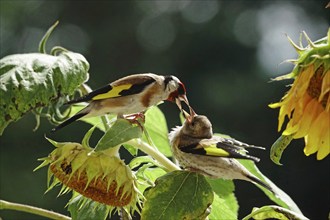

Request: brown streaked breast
left=140, top=83, right=161, bottom=107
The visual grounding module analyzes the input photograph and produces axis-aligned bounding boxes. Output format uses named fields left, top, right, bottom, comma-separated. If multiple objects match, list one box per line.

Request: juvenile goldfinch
left=169, top=113, right=274, bottom=193
left=52, top=73, right=188, bottom=132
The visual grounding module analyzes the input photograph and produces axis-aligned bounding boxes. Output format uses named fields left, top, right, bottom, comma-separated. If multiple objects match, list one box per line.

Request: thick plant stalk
left=127, top=139, right=180, bottom=172
left=0, top=199, right=71, bottom=220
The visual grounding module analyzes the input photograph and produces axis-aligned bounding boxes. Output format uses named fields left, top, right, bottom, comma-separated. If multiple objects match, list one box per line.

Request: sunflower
left=269, top=29, right=330, bottom=160
left=35, top=138, right=143, bottom=216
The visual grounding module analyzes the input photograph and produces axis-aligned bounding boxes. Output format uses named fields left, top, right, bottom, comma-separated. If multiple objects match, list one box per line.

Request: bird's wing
left=180, top=137, right=261, bottom=162
left=216, top=136, right=265, bottom=150
left=66, top=74, right=157, bottom=104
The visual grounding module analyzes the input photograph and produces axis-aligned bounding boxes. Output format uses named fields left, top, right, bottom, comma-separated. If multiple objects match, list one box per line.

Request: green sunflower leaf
left=0, top=22, right=89, bottom=135
left=239, top=159, right=303, bottom=214
left=243, top=205, right=309, bottom=220
left=207, top=178, right=238, bottom=220
left=135, top=166, right=167, bottom=194
left=143, top=106, right=172, bottom=157
left=94, top=118, right=143, bottom=151
left=270, top=134, right=294, bottom=165
left=141, top=170, right=214, bottom=220
left=68, top=196, right=108, bottom=220
left=123, top=143, right=138, bottom=156
left=129, top=155, right=162, bottom=170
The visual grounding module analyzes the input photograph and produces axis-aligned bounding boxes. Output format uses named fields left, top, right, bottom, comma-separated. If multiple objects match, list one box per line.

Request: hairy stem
left=0, top=199, right=71, bottom=220
left=127, top=139, right=180, bottom=172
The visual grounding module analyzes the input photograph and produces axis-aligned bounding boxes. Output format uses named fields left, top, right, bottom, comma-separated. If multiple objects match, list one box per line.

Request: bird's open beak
left=175, top=95, right=196, bottom=123
left=175, top=97, right=183, bottom=112
left=182, top=109, right=196, bottom=123
left=175, top=94, right=189, bottom=109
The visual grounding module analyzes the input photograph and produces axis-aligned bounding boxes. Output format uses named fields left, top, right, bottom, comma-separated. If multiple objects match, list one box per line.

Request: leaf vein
left=158, top=172, right=191, bottom=220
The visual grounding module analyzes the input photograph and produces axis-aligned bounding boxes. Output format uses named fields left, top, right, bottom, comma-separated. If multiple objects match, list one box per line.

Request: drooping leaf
left=82, top=125, right=97, bottom=149
left=0, top=51, right=89, bottom=135
left=143, top=106, right=172, bottom=156
left=141, top=167, right=167, bottom=184
left=141, top=170, right=214, bottom=220
left=129, top=155, right=163, bottom=170
left=243, top=205, right=309, bottom=220
left=94, top=119, right=143, bottom=151
left=270, top=134, right=294, bottom=165
left=135, top=166, right=167, bottom=194
left=0, top=22, right=89, bottom=135
left=123, top=143, right=138, bottom=156
left=68, top=195, right=108, bottom=220
left=129, top=155, right=167, bottom=192
left=207, top=178, right=238, bottom=220
left=239, top=159, right=303, bottom=214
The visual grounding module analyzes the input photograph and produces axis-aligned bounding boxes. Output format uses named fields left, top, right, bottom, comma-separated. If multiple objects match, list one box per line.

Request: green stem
left=127, top=139, right=180, bottom=172
left=0, top=199, right=71, bottom=220
left=101, top=115, right=110, bottom=130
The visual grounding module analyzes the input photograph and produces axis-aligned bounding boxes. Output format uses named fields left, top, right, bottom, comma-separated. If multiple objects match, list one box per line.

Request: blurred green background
left=0, top=1, right=329, bottom=219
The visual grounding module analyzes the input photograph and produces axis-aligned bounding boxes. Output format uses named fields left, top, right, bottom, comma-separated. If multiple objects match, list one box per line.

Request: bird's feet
left=120, top=112, right=146, bottom=130
left=124, top=112, right=145, bottom=123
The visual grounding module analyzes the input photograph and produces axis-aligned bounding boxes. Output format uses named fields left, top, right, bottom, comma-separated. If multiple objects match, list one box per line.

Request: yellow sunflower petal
left=303, top=110, right=329, bottom=156
left=277, top=67, right=315, bottom=131
left=277, top=95, right=297, bottom=131
left=288, top=92, right=312, bottom=131
left=316, top=111, right=330, bottom=160
left=269, top=102, right=283, bottom=108
left=304, top=136, right=312, bottom=156
left=326, top=93, right=330, bottom=112
left=283, top=119, right=299, bottom=136
left=293, top=96, right=322, bottom=138
left=293, top=65, right=315, bottom=97
left=319, top=70, right=330, bottom=102
left=317, top=139, right=330, bottom=160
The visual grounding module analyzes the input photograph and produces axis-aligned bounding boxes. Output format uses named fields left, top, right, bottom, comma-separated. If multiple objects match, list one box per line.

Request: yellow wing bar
left=204, top=144, right=230, bottom=157
left=92, top=84, right=133, bottom=100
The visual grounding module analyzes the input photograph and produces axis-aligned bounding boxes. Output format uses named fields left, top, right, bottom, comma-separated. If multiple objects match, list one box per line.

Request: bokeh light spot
left=137, top=15, right=176, bottom=53
left=181, top=1, right=219, bottom=24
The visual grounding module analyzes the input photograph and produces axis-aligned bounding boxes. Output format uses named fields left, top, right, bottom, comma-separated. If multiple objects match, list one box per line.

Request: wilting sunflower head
left=35, top=138, right=143, bottom=215
left=269, top=29, right=330, bottom=161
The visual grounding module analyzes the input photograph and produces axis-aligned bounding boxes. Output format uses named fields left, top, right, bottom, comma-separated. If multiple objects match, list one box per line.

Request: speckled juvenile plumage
left=169, top=115, right=274, bottom=193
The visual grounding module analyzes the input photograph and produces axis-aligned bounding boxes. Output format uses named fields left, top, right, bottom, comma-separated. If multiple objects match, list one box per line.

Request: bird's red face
left=167, top=82, right=188, bottom=104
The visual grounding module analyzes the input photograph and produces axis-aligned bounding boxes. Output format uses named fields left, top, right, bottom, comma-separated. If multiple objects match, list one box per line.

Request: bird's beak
left=175, top=94, right=189, bottom=108
left=182, top=109, right=191, bottom=122
left=182, top=109, right=196, bottom=123
left=175, top=94, right=196, bottom=123
left=180, top=95, right=196, bottom=118
left=175, top=97, right=183, bottom=112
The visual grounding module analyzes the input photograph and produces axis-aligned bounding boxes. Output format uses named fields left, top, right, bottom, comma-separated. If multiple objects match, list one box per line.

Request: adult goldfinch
left=169, top=113, right=274, bottom=193
left=52, top=73, right=188, bottom=132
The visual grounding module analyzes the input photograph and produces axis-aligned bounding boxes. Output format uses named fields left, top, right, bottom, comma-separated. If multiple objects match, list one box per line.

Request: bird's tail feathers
left=51, top=111, right=88, bottom=132
left=247, top=174, right=275, bottom=195
left=242, top=154, right=260, bottom=163
left=244, top=145, right=265, bottom=150
left=65, top=98, right=84, bottom=105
